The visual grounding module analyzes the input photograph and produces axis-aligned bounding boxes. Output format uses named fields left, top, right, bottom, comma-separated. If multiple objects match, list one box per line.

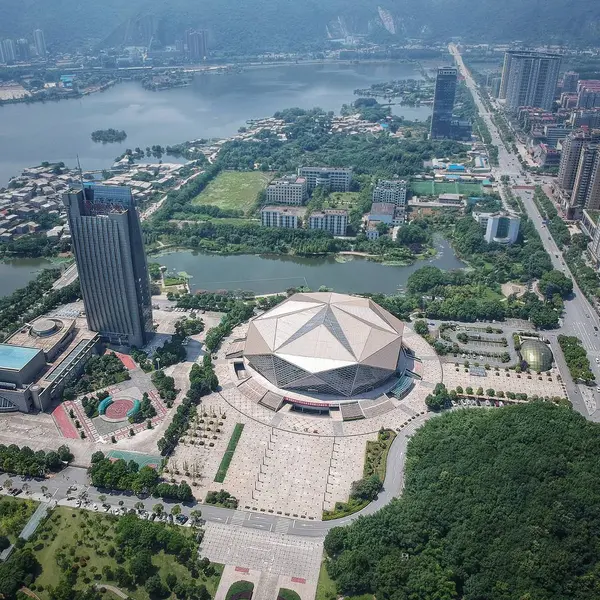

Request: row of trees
left=558, top=335, right=596, bottom=383
left=157, top=355, right=220, bottom=456
left=0, top=443, right=72, bottom=477
left=89, top=452, right=192, bottom=500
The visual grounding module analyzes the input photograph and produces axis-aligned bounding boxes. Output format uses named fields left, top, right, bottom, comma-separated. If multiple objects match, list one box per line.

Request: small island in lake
left=91, top=128, right=127, bottom=144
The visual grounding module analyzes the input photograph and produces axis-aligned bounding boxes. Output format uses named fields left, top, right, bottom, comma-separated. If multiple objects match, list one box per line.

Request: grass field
left=192, top=171, right=272, bottom=213
left=26, top=507, right=222, bottom=599
left=323, top=192, right=360, bottom=210
left=0, top=496, right=38, bottom=543
left=214, top=423, right=245, bottom=483
left=410, top=181, right=484, bottom=197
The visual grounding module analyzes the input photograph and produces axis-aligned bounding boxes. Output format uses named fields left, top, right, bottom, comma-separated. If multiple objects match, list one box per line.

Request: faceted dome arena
left=244, top=292, right=405, bottom=397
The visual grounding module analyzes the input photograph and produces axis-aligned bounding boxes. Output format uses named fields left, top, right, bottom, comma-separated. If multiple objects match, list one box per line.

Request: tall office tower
left=1, top=39, right=16, bottom=63
left=430, top=67, right=458, bottom=139
left=499, top=51, right=561, bottom=111
left=63, top=185, right=153, bottom=347
left=557, top=130, right=600, bottom=192
left=33, top=29, right=46, bottom=57
left=562, top=71, right=579, bottom=93
left=15, top=39, right=30, bottom=61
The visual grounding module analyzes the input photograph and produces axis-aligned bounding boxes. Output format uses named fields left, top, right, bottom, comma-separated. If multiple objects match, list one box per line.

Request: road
left=450, top=43, right=600, bottom=420
left=0, top=416, right=425, bottom=538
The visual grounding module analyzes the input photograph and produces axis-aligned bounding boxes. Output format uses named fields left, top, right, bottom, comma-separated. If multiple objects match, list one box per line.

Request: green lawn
left=192, top=171, right=273, bottom=213
left=316, top=560, right=337, bottom=600
left=324, top=192, right=360, bottom=210
left=214, top=423, right=245, bottom=483
left=410, top=180, right=484, bottom=197
left=0, top=496, right=38, bottom=543
left=25, top=507, right=222, bottom=599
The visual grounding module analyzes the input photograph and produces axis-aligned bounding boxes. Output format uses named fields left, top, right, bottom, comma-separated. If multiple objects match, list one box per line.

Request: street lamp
left=155, top=357, right=161, bottom=371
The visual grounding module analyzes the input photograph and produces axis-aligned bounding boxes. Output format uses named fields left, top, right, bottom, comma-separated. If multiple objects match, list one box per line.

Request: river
left=155, top=238, right=464, bottom=296
left=0, top=61, right=431, bottom=186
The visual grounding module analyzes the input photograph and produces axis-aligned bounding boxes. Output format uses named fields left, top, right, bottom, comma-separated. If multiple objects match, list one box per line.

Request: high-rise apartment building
left=16, top=39, right=30, bottom=62
left=266, top=175, right=308, bottom=205
left=577, top=81, right=600, bottom=109
left=0, top=42, right=5, bottom=65
left=1, top=39, right=16, bottom=63
left=187, top=30, right=207, bottom=60
left=430, top=67, right=458, bottom=139
left=499, top=51, right=561, bottom=111
left=63, top=185, right=153, bottom=347
left=557, top=130, right=600, bottom=192
left=308, top=210, right=348, bottom=236
left=297, top=167, right=353, bottom=192
left=562, top=71, right=579, bottom=94
left=33, top=29, right=46, bottom=57
left=372, top=180, right=407, bottom=206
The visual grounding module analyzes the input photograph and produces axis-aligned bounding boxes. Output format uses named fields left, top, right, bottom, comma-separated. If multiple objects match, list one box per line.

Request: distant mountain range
left=2, top=0, right=600, bottom=53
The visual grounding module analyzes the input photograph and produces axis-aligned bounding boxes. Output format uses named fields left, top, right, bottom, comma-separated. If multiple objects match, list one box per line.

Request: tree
left=539, top=270, right=573, bottom=299
left=413, top=320, right=429, bottom=336
left=129, top=550, right=153, bottom=583
left=351, top=474, right=383, bottom=501
left=145, top=574, right=168, bottom=598
left=153, top=503, right=164, bottom=515
left=406, top=266, right=446, bottom=295
left=57, top=445, right=73, bottom=463
left=171, top=505, right=181, bottom=516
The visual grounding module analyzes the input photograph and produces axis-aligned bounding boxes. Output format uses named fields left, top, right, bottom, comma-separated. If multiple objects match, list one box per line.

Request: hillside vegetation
left=2, top=0, right=599, bottom=52
left=325, top=403, right=600, bottom=600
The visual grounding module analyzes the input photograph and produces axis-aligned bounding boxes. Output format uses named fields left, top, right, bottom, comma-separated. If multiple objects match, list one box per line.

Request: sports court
left=410, top=181, right=484, bottom=196
left=106, top=449, right=162, bottom=469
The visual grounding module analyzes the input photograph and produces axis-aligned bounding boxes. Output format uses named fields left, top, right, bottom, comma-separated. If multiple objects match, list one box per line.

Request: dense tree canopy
left=326, top=404, right=600, bottom=600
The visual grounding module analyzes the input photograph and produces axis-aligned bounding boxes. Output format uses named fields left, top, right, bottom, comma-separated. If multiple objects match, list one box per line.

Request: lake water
left=0, top=61, right=431, bottom=186
left=0, top=257, right=55, bottom=296
left=155, top=238, right=464, bottom=296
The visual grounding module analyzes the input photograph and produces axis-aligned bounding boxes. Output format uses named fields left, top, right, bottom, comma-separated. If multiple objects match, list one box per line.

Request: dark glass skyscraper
left=63, top=184, right=153, bottom=347
left=430, top=67, right=458, bottom=139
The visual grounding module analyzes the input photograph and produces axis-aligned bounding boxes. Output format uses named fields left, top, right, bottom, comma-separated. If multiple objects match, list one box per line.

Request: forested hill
left=2, top=0, right=600, bottom=53
left=325, top=403, right=600, bottom=600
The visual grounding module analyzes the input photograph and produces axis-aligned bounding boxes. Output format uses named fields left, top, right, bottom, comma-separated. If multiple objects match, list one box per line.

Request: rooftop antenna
left=76, top=155, right=85, bottom=190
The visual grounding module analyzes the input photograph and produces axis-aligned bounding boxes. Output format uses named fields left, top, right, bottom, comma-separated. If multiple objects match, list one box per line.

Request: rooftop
left=370, top=203, right=396, bottom=216
left=0, top=344, right=42, bottom=371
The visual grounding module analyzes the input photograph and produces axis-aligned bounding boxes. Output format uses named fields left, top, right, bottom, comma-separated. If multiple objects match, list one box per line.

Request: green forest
left=325, top=403, right=600, bottom=600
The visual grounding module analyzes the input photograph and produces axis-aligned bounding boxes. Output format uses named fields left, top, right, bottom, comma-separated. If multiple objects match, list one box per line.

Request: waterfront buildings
left=187, top=30, right=208, bottom=60
left=15, top=39, right=30, bottom=62
left=430, top=67, right=458, bottom=139
left=499, top=51, right=561, bottom=111
left=297, top=167, right=353, bottom=192
left=33, top=29, right=46, bottom=57
left=260, top=206, right=301, bottom=228
left=266, top=175, right=308, bottom=205
left=368, top=202, right=406, bottom=226
left=372, top=179, right=407, bottom=206
left=473, top=211, right=521, bottom=244
left=308, top=209, right=348, bottom=236
left=63, top=184, right=153, bottom=347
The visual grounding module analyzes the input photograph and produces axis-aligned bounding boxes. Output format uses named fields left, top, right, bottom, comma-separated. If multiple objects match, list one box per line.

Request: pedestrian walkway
left=51, top=405, right=78, bottom=439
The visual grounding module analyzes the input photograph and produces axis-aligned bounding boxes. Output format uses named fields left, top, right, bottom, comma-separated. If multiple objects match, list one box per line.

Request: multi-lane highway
left=450, top=44, right=600, bottom=420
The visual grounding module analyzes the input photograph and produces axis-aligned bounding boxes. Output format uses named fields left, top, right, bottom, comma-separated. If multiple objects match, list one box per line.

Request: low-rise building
left=265, top=175, right=308, bottom=205
left=297, top=166, right=353, bottom=192
left=368, top=202, right=406, bottom=226
left=372, top=179, right=407, bottom=206
left=260, top=205, right=301, bottom=228
left=366, top=221, right=382, bottom=240
left=308, top=209, right=348, bottom=236
left=473, top=211, right=521, bottom=244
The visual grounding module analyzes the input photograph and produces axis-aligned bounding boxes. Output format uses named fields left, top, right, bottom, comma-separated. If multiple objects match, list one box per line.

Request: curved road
left=1, top=415, right=427, bottom=538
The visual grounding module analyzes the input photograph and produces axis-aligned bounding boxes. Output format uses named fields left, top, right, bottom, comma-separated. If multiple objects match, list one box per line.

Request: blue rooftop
left=0, top=344, right=41, bottom=371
